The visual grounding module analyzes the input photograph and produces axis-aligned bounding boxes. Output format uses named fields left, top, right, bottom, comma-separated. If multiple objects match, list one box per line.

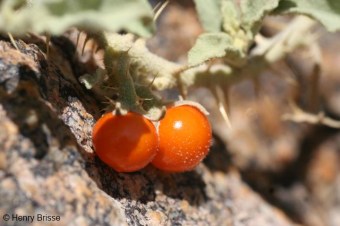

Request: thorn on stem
left=7, top=33, right=19, bottom=50
left=212, top=84, right=232, bottom=129
left=153, top=1, right=169, bottom=22
left=75, top=31, right=81, bottom=53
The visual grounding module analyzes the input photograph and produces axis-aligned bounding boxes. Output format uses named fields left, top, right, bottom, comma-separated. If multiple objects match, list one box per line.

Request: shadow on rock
left=87, top=155, right=208, bottom=207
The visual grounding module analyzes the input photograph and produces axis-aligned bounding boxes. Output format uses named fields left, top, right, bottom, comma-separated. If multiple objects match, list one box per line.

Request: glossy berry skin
left=92, top=112, right=158, bottom=172
left=152, top=105, right=212, bottom=172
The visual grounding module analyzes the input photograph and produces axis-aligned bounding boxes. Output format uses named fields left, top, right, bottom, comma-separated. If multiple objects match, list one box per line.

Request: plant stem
left=88, top=16, right=317, bottom=111
left=179, top=16, right=317, bottom=89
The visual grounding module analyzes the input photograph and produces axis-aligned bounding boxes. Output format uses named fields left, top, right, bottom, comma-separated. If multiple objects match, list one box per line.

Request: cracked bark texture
left=0, top=39, right=294, bottom=226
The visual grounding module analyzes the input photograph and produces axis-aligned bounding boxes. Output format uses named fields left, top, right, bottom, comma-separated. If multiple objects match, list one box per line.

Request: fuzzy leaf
left=189, top=0, right=279, bottom=66
left=0, top=0, right=153, bottom=36
left=274, top=0, right=340, bottom=32
left=240, top=0, right=279, bottom=35
left=222, top=0, right=279, bottom=39
left=193, top=0, right=222, bottom=32
left=188, top=32, right=244, bottom=67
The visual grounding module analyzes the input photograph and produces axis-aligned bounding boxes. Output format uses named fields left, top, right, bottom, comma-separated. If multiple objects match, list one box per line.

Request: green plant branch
left=102, top=32, right=181, bottom=88
left=84, top=16, right=317, bottom=93
left=80, top=16, right=317, bottom=119
left=178, top=16, right=317, bottom=89
left=83, top=32, right=168, bottom=120
left=251, top=16, right=316, bottom=63
left=103, top=48, right=141, bottom=114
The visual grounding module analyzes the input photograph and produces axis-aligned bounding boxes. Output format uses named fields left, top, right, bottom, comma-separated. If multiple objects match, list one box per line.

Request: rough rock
left=0, top=38, right=294, bottom=226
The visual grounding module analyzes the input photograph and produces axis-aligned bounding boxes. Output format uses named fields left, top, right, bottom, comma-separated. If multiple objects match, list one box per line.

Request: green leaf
left=240, top=0, right=279, bottom=35
left=274, top=0, right=340, bottom=32
left=189, top=0, right=279, bottom=67
left=0, top=0, right=153, bottom=36
left=188, top=32, right=244, bottom=67
left=222, top=0, right=279, bottom=40
left=193, top=0, right=222, bottom=32
left=221, top=0, right=240, bottom=36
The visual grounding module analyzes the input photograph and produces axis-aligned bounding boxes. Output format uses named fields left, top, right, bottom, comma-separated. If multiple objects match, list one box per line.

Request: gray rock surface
left=0, top=40, right=293, bottom=226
